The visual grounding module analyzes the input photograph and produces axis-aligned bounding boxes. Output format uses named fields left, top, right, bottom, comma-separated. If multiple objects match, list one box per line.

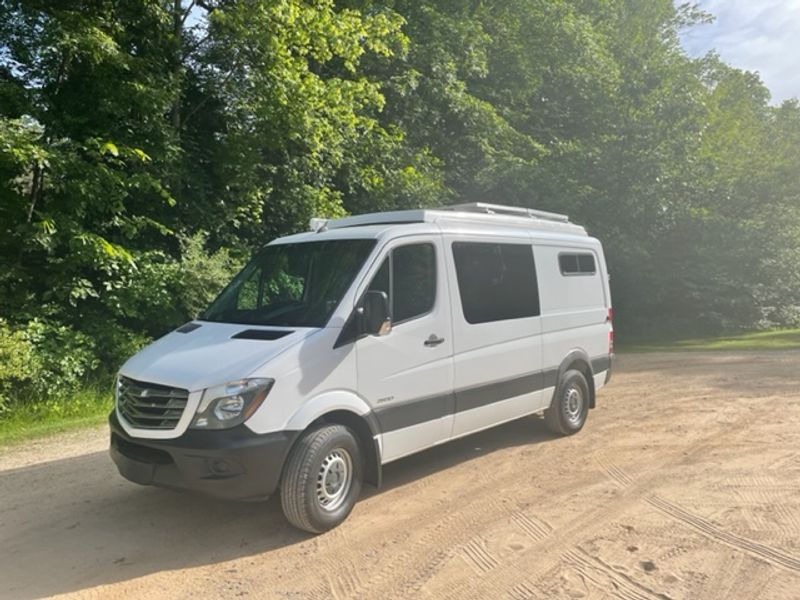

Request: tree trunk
left=27, top=162, right=44, bottom=223
left=172, top=0, right=183, bottom=132
left=170, top=0, right=184, bottom=203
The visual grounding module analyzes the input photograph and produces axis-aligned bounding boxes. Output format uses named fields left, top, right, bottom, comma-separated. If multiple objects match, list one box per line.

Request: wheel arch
left=553, top=349, right=596, bottom=409
left=311, top=410, right=382, bottom=489
left=283, top=391, right=382, bottom=489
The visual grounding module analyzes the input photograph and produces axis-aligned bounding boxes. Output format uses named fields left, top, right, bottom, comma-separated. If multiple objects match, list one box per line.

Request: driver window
left=367, top=257, right=391, bottom=311
left=365, top=243, right=436, bottom=325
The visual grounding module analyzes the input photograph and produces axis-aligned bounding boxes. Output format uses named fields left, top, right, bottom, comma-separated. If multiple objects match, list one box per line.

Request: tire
left=280, top=424, right=363, bottom=533
left=544, top=369, right=590, bottom=435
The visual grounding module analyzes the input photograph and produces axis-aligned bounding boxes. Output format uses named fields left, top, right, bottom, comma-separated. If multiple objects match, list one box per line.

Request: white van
left=109, top=203, right=613, bottom=532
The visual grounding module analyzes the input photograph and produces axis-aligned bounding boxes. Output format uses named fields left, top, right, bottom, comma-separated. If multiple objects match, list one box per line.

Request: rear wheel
left=544, top=369, right=590, bottom=435
left=280, top=424, right=362, bottom=533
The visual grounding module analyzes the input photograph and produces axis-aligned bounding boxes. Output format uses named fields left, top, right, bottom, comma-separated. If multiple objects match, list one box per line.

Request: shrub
left=0, top=231, right=243, bottom=419
left=0, top=320, right=39, bottom=414
left=21, top=319, right=100, bottom=397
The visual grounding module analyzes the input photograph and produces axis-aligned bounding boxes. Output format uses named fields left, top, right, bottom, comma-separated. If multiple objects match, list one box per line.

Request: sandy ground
left=2, top=351, right=800, bottom=600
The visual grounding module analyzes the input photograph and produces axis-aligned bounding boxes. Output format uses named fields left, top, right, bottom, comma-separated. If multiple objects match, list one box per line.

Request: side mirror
left=360, top=290, right=392, bottom=336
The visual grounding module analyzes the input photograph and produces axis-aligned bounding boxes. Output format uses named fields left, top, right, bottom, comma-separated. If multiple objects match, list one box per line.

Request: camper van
left=109, top=203, right=614, bottom=532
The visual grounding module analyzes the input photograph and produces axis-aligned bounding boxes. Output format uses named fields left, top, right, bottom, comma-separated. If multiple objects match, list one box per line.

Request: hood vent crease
left=231, top=329, right=293, bottom=341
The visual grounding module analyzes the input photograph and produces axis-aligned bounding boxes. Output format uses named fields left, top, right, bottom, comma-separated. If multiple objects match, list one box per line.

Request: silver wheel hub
left=564, top=386, right=584, bottom=425
left=316, top=448, right=353, bottom=512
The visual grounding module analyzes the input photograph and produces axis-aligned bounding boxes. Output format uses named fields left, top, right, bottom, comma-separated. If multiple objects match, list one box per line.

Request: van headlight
left=190, top=378, right=274, bottom=430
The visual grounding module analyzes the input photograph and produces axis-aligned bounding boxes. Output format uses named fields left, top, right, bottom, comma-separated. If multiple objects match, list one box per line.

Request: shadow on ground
left=0, top=415, right=554, bottom=599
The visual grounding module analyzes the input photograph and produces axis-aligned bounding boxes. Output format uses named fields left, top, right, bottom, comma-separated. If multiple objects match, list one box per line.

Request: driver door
left=355, top=235, right=454, bottom=463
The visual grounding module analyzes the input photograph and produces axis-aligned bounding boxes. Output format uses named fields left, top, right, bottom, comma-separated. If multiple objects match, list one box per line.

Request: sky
left=679, top=0, right=800, bottom=104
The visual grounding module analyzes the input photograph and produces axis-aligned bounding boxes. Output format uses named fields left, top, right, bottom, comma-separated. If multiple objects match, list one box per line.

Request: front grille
left=117, top=376, right=189, bottom=430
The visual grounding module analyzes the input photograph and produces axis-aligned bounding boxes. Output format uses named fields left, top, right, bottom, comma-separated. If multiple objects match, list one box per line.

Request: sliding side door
left=445, top=234, right=545, bottom=437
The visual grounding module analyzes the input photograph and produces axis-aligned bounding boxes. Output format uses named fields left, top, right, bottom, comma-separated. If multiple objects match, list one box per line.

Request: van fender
left=284, top=390, right=383, bottom=488
left=551, top=349, right=596, bottom=409
left=284, top=390, right=374, bottom=432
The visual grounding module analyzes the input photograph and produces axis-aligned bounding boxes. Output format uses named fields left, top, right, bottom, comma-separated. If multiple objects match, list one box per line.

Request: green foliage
left=0, top=320, right=39, bottom=414
left=0, top=318, right=100, bottom=415
left=192, top=0, right=426, bottom=240
left=22, top=319, right=99, bottom=392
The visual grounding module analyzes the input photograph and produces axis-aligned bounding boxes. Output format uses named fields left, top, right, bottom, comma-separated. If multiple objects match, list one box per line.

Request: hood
left=119, top=321, right=319, bottom=391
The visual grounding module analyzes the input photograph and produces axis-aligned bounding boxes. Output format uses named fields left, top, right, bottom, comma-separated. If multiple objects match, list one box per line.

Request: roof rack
left=307, top=202, right=584, bottom=235
left=441, top=202, right=570, bottom=223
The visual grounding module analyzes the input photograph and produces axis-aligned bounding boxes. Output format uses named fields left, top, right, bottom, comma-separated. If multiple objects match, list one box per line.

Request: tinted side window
left=393, top=244, right=436, bottom=322
left=452, top=242, right=540, bottom=324
left=367, top=257, right=390, bottom=298
left=558, top=253, right=579, bottom=274
left=578, top=254, right=596, bottom=273
left=365, top=243, right=437, bottom=324
left=559, top=252, right=596, bottom=275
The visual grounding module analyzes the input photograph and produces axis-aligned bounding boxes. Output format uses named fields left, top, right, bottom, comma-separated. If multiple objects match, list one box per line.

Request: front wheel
left=280, top=424, right=362, bottom=533
left=544, top=369, right=590, bottom=435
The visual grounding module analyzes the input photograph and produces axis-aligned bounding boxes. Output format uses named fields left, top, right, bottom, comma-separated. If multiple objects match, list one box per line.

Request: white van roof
left=308, top=203, right=588, bottom=237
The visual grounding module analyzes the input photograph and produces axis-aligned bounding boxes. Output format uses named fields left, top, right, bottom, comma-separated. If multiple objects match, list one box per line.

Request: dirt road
left=2, top=351, right=800, bottom=599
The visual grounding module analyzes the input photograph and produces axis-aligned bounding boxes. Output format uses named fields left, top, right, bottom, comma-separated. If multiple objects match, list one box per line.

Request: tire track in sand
left=460, top=536, right=499, bottom=574
left=436, top=404, right=762, bottom=600
left=511, top=511, right=552, bottom=542
left=645, top=495, right=800, bottom=574
left=596, top=457, right=634, bottom=487
left=561, top=547, right=670, bottom=600
left=507, top=581, right=540, bottom=599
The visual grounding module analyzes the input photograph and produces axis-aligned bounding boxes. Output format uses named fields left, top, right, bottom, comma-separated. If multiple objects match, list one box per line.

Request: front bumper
left=109, top=411, right=299, bottom=501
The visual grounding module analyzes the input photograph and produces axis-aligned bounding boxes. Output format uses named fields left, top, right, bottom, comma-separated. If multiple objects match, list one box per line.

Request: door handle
left=424, top=334, right=445, bottom=347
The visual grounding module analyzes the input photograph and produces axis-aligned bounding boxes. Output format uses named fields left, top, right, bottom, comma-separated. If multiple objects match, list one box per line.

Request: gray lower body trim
left=374, top=362, right=593, bottom=434
left=374, top=392, right=454, bottom=433
left=599, top=354, right=614, bottom=384
left=455, top=368, right=559, bottom=413
left=591, top=355, right=611, bottom=374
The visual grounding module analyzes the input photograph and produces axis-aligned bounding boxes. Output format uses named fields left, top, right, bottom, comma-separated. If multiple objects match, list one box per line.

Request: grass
left=0, top=387, right=112, bottom=446
left=618, top=327, right=800, bottom=353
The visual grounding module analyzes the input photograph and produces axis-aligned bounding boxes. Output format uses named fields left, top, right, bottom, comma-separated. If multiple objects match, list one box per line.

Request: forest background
left=1, top=0, right=798, bottom=425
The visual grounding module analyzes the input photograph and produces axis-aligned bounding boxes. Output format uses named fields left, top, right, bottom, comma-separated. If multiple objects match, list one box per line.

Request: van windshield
left=200, top=239, right=376, bottom=328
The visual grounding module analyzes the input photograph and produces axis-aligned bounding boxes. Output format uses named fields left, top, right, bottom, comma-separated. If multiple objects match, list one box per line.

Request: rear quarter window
left=559, top=252, right=596, bottom=276
left=536, top=246, right=606, bottom=314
